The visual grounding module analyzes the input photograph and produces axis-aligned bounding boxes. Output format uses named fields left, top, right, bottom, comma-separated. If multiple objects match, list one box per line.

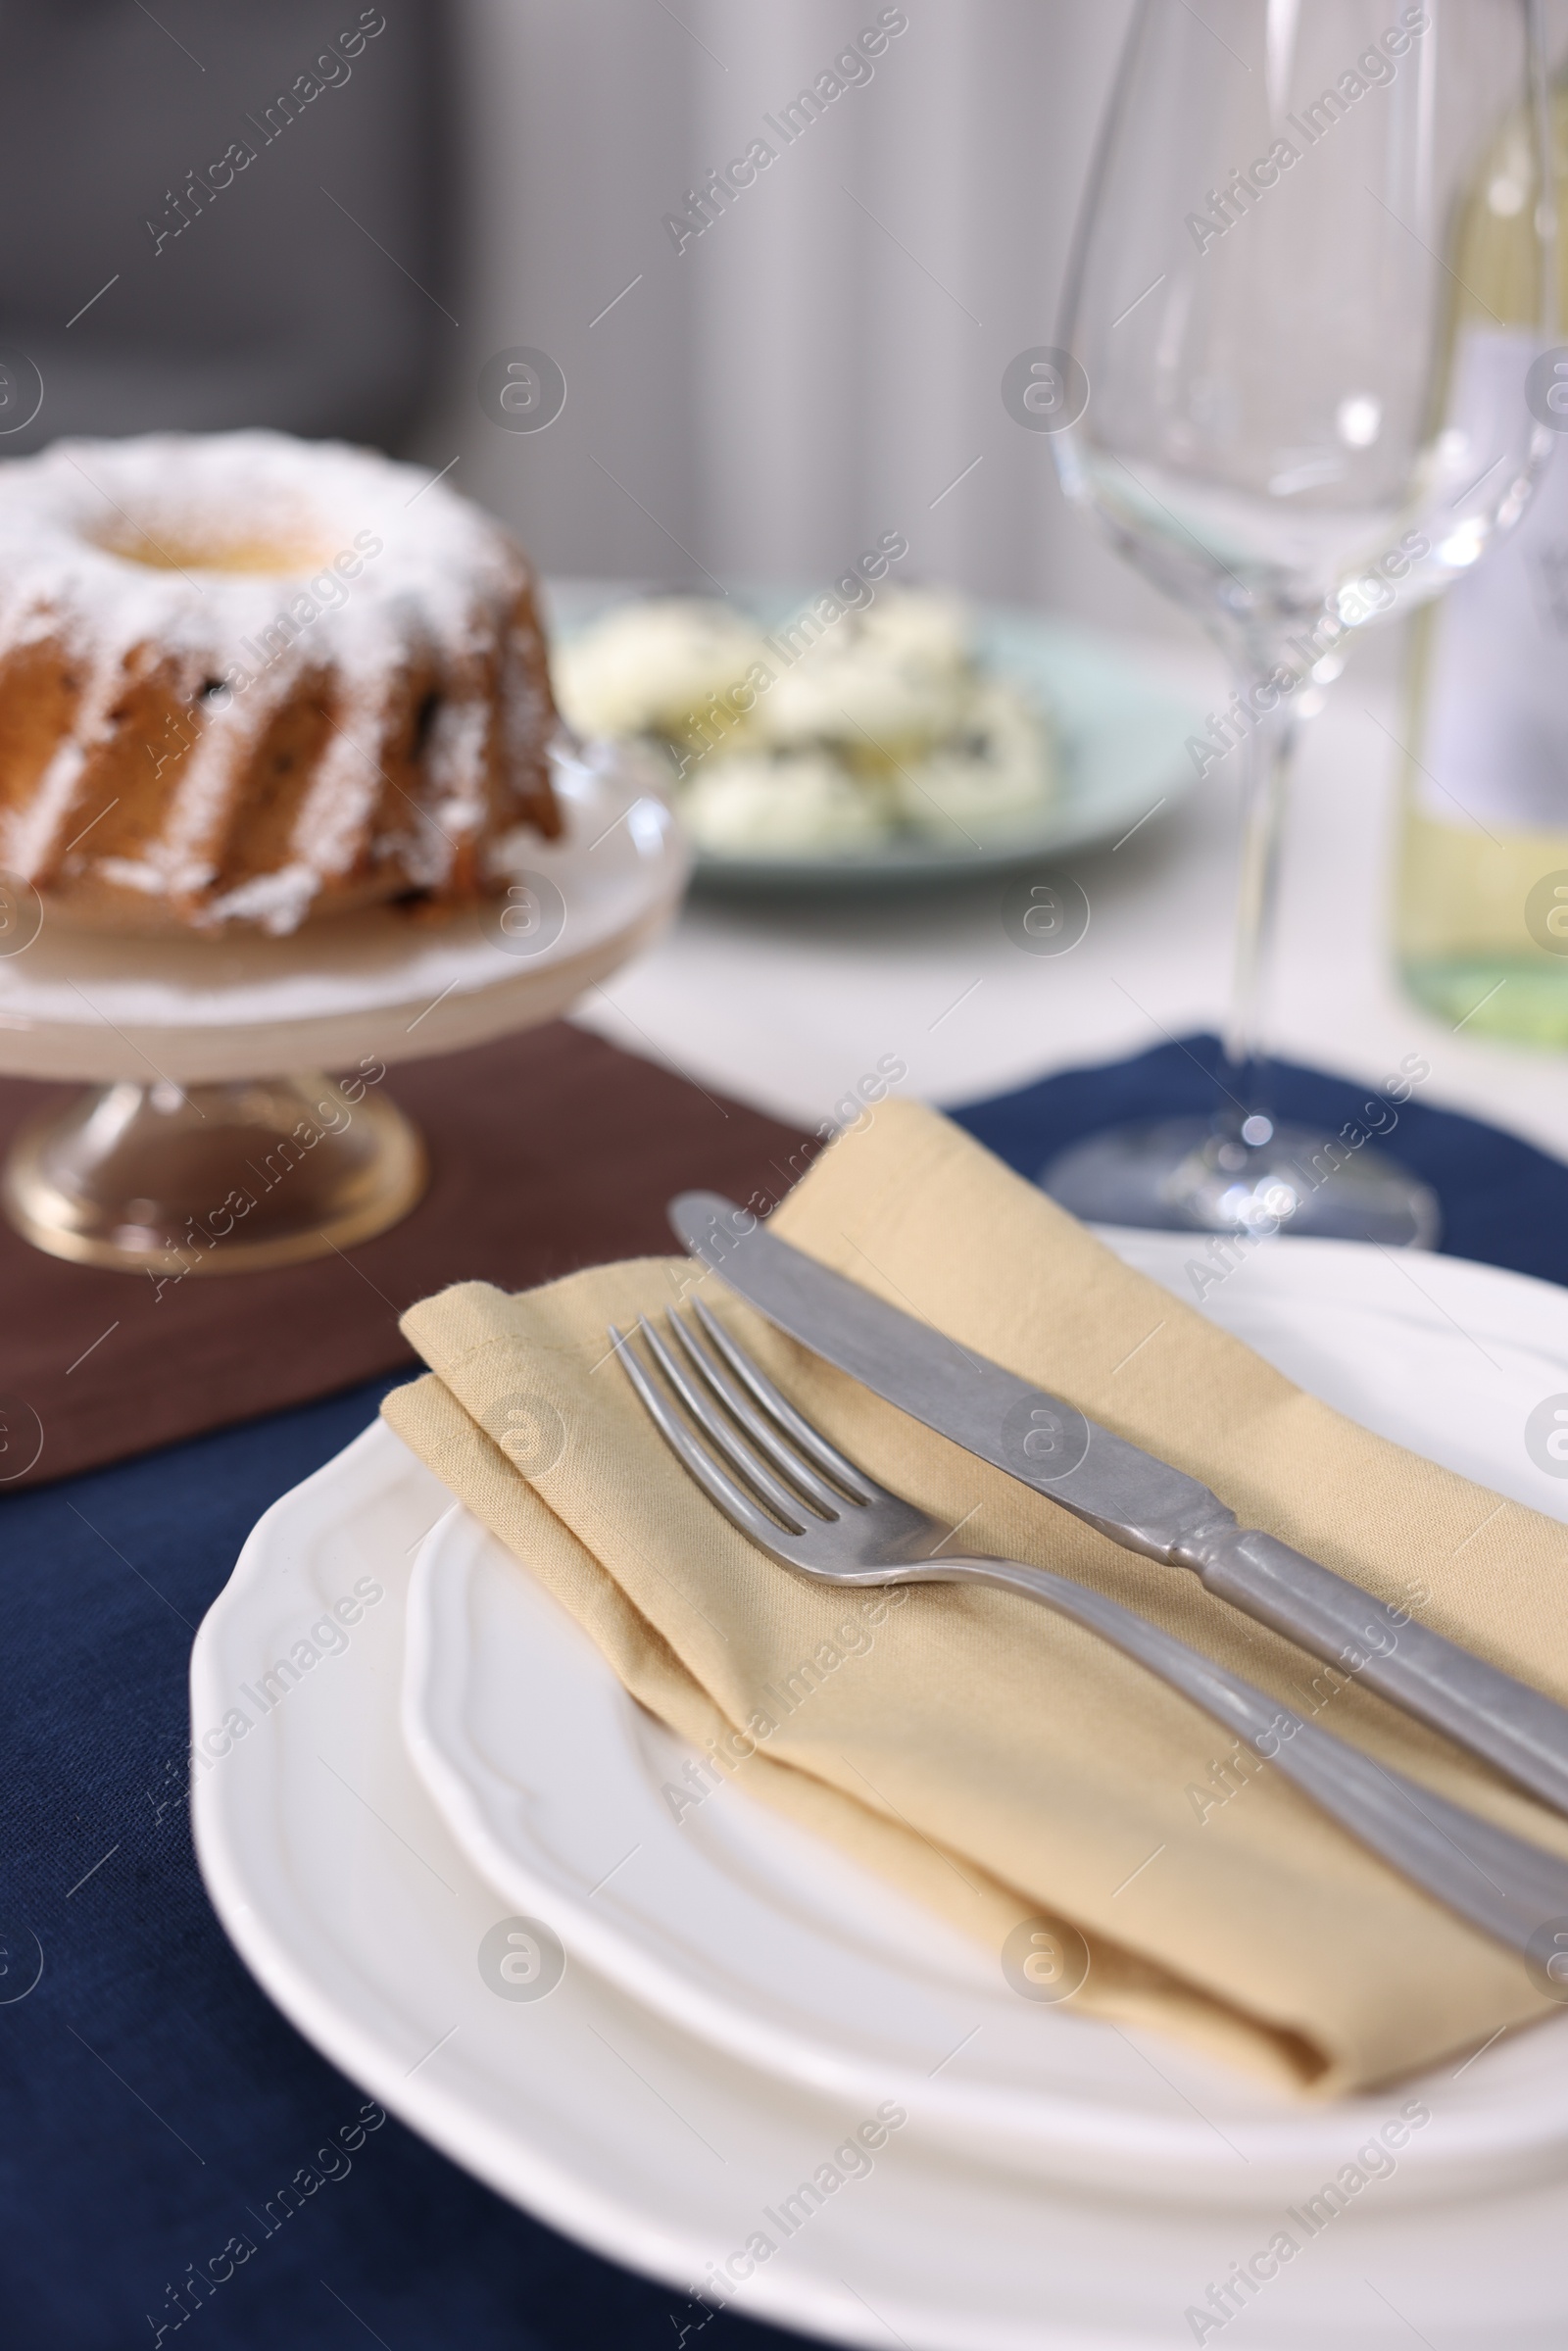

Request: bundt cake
left=0, top=430, right=562, bottom=935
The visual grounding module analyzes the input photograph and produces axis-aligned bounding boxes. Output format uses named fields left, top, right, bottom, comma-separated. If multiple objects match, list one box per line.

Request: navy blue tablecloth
left=4, top=1037, right=1566, bottom=2349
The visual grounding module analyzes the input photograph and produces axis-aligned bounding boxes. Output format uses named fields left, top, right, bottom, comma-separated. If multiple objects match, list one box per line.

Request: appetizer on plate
left=553, top=586, right=1058, bottom=857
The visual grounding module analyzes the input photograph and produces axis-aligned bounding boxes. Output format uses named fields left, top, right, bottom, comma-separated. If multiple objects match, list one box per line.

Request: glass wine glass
left=1041, top=0, right=1559, bottom=1246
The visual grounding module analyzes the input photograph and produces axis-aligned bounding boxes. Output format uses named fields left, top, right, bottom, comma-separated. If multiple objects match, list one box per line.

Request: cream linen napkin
left=382, top=1099, right=1568, bottom=2094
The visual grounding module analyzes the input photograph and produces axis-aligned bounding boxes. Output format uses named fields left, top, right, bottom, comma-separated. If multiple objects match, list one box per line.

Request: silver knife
left=669, top=1190, right=1568, bottom=1823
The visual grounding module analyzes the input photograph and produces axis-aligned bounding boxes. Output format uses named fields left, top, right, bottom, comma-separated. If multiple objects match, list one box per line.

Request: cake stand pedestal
left=2, top=1072, right=429, bottom=1274
left=0, top=741, right=688, bottom=1276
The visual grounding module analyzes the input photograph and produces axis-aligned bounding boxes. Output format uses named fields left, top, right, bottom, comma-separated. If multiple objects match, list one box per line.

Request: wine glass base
left=1, top=1073, right=427, bottom=1275
left=1040, top=1117, right=1440, bottom=1249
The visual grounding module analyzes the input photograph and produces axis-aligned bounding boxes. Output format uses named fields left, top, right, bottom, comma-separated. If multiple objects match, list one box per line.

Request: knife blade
left=669, top=1188, right=1568, bottom=1822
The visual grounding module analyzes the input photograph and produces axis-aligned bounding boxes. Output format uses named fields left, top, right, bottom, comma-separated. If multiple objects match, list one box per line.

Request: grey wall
left=0, top=0, right=451, bottom=448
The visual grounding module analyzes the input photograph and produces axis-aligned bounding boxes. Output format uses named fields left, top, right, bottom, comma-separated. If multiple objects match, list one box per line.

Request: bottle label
left=1417, top=327, right=1568, bottom=833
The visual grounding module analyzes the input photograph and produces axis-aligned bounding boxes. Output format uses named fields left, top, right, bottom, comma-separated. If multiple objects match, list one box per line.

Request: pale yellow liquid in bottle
left=1396, top=86, right=1568, bottom=1044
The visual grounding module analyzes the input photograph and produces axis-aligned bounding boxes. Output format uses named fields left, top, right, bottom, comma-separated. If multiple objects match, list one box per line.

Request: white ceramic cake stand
left=0, top=739, right=690, bottom=1274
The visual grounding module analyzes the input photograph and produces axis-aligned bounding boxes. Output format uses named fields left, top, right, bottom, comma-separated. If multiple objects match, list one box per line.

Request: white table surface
left=572, top=632, right=1568, bottom=1167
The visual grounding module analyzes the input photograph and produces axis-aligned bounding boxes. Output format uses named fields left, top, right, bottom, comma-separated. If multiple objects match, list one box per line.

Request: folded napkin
left=382, top=1099, right=1568, bottom=2094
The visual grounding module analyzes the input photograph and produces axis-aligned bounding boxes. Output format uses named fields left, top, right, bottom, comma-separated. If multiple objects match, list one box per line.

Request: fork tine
left=665, top=1310, right=848, bottom=1516
left=690, top=1294, right=875, bottom=1499
left=608, top=1325, right=796, bottom=1543
left=633, top=1316, right=812, bottom=1531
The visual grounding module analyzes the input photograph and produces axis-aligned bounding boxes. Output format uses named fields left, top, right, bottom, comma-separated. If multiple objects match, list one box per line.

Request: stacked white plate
left=191, top=1230, right=1568, bottom=2349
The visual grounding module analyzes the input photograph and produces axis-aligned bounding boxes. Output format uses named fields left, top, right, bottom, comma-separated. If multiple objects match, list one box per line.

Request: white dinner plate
left=192, top=1396, right=1568, bottom=2349
left=545, top=582, right=1206, bottom=891
left=400, top=1228, right=1568, bottom=2209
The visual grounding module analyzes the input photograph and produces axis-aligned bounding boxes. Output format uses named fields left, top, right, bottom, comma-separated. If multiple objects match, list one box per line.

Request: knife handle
left=1176, top=1526, right=1568, bottom=1819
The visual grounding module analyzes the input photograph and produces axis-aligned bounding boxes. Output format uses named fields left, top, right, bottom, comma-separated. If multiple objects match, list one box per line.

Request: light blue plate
left=544, top=583, right=1208, bottom=893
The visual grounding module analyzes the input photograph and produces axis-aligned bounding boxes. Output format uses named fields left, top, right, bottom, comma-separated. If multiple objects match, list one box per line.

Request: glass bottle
left=1396, top=77, right=1568, bottom=1044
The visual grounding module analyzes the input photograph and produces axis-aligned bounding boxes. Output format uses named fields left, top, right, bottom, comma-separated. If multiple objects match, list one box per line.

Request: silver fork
left=611, top=1298, right=1568, bottom=1966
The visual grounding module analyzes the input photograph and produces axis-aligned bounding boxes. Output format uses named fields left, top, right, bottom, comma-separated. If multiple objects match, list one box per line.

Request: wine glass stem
left=1221, top=666, right=1299, bottom=1122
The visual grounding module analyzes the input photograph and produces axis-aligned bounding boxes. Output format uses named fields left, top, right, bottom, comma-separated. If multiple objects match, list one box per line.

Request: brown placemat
left=0, top=1023, right=812, bottom=1492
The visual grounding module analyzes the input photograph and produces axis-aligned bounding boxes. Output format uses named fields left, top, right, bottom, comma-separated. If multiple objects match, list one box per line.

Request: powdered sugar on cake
left=0, top=430, right=560, bottom=933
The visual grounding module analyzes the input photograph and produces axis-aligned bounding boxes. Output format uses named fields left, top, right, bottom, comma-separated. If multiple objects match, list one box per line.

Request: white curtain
left=425, top=0, right=1182, bottom=638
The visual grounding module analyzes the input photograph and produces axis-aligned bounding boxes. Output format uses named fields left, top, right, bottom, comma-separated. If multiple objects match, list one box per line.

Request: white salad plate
left=546, top=582, right=1207, bottom=892
left=191, top=1233, right=1568, bottom=2348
